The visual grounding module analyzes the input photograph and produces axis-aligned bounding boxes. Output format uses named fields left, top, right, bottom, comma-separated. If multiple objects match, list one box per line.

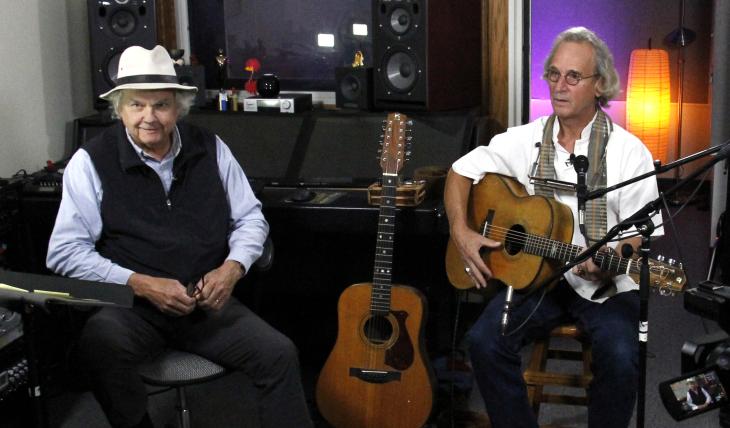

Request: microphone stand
left=570, top=139, right=730, bottom=428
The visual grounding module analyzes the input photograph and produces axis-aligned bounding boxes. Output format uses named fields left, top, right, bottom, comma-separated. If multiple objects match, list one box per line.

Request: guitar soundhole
left=363, top=315, right=393, bottom=345
left=505, top=225, right=526, bottom=255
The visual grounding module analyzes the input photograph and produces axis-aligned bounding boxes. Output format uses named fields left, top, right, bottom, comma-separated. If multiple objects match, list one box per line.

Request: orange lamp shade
left=626, top=48, right=671, bottom=164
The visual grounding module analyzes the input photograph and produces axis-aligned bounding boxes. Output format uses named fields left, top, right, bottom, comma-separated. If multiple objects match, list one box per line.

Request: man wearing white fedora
left=47, top=45, right=312, bottom=428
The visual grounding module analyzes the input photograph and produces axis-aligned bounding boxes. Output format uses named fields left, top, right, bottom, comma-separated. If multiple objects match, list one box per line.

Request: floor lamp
left=665, top=0, right=696, bottom=204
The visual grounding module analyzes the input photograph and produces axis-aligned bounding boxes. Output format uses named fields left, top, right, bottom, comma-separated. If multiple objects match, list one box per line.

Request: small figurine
left=352, top=50, right=364, bottom=68
left=244, top=58, right=261, bottom=95
left=215, top=49, right=228, bottom=88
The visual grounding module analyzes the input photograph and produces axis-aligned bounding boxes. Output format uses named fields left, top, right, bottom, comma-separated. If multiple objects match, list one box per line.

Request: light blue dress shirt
left=46, top=126, right=269, bottom=285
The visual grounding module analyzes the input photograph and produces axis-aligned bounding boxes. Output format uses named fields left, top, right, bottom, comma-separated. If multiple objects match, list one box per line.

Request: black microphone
left=572, top=154, right=590, bottom=239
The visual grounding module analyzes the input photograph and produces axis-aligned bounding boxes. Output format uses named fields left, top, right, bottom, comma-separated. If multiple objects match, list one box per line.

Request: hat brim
left=99, top=82, right=198, bottom=100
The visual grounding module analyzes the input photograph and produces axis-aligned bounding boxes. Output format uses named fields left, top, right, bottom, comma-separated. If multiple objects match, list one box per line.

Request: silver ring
left=464, top=267, right=471, bottom=274
left=215, top=299, right=221, bottom=304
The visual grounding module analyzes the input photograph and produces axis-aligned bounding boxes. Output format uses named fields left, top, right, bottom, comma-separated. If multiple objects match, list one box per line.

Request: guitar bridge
left=349, top=368, right=402, bottom=384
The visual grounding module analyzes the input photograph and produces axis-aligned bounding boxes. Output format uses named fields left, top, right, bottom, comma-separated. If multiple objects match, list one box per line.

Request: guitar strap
left=533, top=110, right=612, bottom=245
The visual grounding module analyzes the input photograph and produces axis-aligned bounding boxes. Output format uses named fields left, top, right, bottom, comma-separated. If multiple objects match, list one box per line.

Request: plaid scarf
left=533, top=110, right=612, bottom=244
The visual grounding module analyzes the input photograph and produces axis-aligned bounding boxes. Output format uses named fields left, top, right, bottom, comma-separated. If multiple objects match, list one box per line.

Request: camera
left=659, top=365, right=729, bottom=420
left=660, top=280, right=730, bottom=423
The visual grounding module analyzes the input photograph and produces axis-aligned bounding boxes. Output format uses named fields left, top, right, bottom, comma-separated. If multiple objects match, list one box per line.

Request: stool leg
left=176, top=386, right=191, bottom=428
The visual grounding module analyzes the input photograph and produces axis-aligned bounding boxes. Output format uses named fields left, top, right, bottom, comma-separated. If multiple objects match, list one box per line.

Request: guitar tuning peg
left=405, top=150, right=412, bottom=157
left=656, top=255, right=665, bottom=262
left=406, top=120, right=414, bottom=125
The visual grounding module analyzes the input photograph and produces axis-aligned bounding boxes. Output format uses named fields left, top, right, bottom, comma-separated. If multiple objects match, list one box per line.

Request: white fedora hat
left=99, top=45, right=197, bottom=100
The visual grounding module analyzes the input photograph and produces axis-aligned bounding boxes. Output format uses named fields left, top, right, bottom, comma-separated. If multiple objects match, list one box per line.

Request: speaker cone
left=340, top=74, right=362, bottom=101
left=109, top=9, right=137, bottom=37
left=389, top=7, right=411, bottom=35
left=104, top=51, right=123, bottom=86
left=384, top=51, right=418, bottom=93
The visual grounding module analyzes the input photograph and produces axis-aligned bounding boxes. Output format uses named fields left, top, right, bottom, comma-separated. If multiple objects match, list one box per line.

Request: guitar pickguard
left=385, top=310, right=414, bottom=370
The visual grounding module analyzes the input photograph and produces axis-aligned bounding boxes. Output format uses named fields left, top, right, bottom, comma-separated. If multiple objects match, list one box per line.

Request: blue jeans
left=467, top=283, right=639, bottom=428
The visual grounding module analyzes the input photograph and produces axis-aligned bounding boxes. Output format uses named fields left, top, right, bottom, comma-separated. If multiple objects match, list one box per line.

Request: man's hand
left=572, top=237, right=641, bottom=282
left=451, top=223, right=501, bottom=289
left=571, top=248, right=611, bottom=282
left=444, top=169, right=501, bottom=289
left=195, top=260, right=244, bottom=311
left=127, top=273, right=196, bottom=316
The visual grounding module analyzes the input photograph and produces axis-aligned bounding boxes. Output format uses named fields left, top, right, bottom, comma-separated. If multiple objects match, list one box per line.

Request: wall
left=0, top=0, right=94, bottom=178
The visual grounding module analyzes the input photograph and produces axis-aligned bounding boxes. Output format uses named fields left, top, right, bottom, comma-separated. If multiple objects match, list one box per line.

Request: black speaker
left=87, top=0, right=157, bottom=109
left=335, top=67, right=373, bottom=110
left=372, top=0, right=482, bottom=111
left=175, top=65, right=207, bottom=107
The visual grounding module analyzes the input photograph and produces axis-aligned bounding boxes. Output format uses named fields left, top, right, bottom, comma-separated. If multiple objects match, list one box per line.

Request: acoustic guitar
left=445, top=173, right=686, bottom=295
left=316, top=113, right=434, bottom=428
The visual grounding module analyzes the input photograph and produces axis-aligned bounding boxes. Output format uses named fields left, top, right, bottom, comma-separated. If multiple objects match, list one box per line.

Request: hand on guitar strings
left=453, top=225, right=502, bottom=288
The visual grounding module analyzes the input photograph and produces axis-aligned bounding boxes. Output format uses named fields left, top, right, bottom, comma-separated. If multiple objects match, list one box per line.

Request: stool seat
left=139, top=349, right=228, bottom=387
left=523, top=324, right=593, bottom=418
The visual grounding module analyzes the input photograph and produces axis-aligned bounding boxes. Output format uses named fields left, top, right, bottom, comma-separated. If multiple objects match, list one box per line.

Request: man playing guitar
left=444, top=27, right=663, bottom=428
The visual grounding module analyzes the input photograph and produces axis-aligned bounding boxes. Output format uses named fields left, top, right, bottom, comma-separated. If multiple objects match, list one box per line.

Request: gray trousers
left=77, top=298, right=312, bottom=428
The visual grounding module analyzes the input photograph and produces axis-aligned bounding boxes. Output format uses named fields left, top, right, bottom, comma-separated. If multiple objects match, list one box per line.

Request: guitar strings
left=480, top=223, right=650, bottom=275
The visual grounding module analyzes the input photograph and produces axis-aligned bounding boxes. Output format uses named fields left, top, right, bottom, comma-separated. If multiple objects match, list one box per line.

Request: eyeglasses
left=545, top=68, right=598, bottom=86
left=186, top=276, right=205, bottom=297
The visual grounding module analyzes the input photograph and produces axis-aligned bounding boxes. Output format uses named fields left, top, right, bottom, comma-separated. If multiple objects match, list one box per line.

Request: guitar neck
left=371, top=173, right=397, bottom=314
left=524, top=234, right=639, bottom=276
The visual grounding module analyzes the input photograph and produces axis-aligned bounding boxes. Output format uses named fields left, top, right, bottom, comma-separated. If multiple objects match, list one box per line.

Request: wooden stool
left=523, top=324, right=593, bottom=418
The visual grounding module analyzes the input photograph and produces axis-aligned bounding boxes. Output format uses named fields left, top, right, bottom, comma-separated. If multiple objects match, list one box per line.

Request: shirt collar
left=551, top=112, right=599, bottom=145
left=125, top=126, right=182, bottom=162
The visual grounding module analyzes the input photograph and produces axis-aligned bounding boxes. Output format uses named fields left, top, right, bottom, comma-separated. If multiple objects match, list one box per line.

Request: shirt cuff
left=109, top=265, right=135, bottom=286
left=226, top=252, right=255, bottom=276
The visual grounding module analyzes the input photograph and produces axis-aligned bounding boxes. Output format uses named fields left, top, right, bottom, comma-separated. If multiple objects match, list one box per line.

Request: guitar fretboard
left=371, top=175, right=397, bottom=315
left=492, top=224, right=641, bottom=276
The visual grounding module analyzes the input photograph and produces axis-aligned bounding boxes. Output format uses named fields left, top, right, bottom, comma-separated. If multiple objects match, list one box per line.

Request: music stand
left=0, top=270, right=133, bottom=428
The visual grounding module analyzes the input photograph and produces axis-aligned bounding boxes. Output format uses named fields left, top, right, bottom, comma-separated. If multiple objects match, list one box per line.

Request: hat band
left=114, top=74, right=180, bottom=86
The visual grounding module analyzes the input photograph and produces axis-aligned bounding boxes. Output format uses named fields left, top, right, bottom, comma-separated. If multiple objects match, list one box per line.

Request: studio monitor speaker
left=87, top=0, right=157, bottom=110
left=175, top=65, right=207, bottom=107
left=335, top=67, right=373, bottom=110
left=372, top=0, right=482, bottom=111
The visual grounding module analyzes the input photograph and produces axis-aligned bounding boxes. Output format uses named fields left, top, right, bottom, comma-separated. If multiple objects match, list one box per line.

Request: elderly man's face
left=118, top=89, right=179, bottom=156
left=547, top=41, right=601, bottom=125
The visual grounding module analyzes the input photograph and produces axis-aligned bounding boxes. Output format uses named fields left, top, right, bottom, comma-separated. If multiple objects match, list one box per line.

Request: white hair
left=543, top=26, right=620, bottom=107
left=105, top=89, right=196, bottom=118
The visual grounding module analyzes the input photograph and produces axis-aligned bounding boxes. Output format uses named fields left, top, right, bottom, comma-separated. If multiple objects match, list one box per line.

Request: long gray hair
left=543, top=26, right=620, bottom=107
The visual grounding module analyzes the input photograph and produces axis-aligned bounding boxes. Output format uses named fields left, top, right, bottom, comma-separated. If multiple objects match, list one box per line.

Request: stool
left=137, top=236, right=274, bottom=427
left=138, top=349, right=228, bottom=428
left=522, top=324, right=593, bottom=418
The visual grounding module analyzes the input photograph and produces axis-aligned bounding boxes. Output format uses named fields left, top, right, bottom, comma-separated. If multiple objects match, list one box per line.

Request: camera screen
left=667, top=369, right=728, bottom=417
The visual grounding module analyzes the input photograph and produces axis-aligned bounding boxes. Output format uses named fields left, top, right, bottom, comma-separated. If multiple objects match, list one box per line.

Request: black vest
left=689, top=388, right=708, bottom=406
left=84, top=122, right=230, bottom=285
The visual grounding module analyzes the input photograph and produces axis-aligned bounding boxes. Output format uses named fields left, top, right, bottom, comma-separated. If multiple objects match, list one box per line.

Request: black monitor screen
left=298, top=112, right=474, bottom=186
left=182, top=112, right=303, bottom=182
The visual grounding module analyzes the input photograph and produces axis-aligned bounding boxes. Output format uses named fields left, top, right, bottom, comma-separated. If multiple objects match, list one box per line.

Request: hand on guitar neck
left=571, top=238, right=640, bottom=283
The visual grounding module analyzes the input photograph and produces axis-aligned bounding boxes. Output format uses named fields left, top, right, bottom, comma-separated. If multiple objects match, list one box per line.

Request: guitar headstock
left=380, top=112, right=413, bottom=175
left=630, top=255, right=686, bottom=296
